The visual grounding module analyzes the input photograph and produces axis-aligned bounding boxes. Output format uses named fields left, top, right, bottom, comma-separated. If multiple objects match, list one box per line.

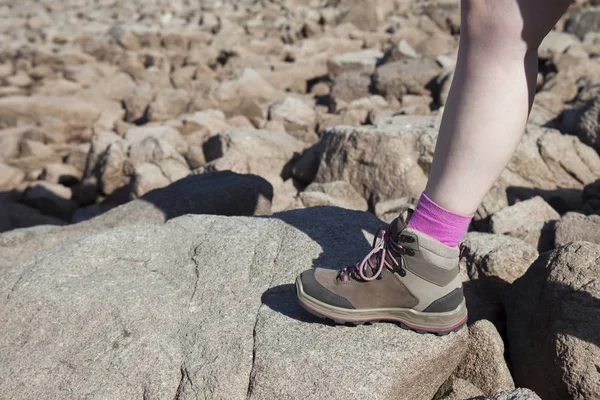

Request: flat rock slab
left=0, top=206, right=467, bottom=400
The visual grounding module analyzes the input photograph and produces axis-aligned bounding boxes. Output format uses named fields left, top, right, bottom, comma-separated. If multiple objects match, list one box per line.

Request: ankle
left=407, top=192, right=473, bottom=247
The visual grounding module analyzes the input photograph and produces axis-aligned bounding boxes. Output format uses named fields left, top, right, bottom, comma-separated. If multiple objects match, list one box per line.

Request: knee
left=460, top=0, right=574, bottom=51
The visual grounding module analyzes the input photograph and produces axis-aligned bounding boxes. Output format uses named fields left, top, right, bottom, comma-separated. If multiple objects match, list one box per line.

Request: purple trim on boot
left=407, top=192, right=473, bottom=247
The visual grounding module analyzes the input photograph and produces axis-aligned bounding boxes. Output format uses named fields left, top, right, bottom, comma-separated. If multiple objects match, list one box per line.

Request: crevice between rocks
left=246, top=312, right=259, bottom=400
left=173, top=365, right=193, bottom=400
left=246, top=227, right=287, bottom=399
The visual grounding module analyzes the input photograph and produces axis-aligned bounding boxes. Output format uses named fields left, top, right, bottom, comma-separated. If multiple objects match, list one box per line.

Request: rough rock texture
left=477, top=125, right=600, bottom=220
left=0, top=172, right=273, bottom=270
left=474, top=389, right=542, bottom=400
left=300, top=181, right=368, bottom=210
left=0, top=205, right=468, bottom=400
left=373, top=58, right=441, bottom=99
left=554, top=212, right=600, bottom=246
left=490, top=197, right=559, bottom=234
left=506, top=242, right=600, bottom=400
left=455, top=320, right=515, bottom=395
left=573, top=93, right=600, bottom=152
left=311, top=115, right=439, bottom=207
left=490, top=197, right=559, bottom=251
left=460, top=233, right=538, bottom=326
left=200, top=127, right=305, bottom=206
left=434, top=376, right=484, bottom=400
left=267, top=96, right=318, bottom=143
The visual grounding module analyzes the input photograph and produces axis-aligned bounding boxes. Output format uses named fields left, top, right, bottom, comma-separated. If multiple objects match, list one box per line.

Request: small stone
left=147, top=88, right=191, bottom=122
left=0, top=163, right=25, bottom=191
left=19, top=140, right=55, bottom=158
left=268, top=97, right=318, bottom=143
left=327, top=49, right=383, bottom=78
left=39, top=163, right=82, bottom=186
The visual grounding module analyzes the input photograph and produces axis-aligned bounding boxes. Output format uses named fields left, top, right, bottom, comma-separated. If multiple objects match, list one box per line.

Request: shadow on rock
left=261, top=284, right=333, bottom=325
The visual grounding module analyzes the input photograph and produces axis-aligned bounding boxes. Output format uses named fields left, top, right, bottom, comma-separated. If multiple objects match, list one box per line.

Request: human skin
left=425, top=0, right=574, bottom=215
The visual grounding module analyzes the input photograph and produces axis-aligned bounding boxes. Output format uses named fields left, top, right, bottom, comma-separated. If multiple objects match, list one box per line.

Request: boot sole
left=295, top=276, right=467, bottom=335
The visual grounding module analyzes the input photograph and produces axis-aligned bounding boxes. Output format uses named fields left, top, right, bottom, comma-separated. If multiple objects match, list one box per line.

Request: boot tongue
left=389, top=214, right=409, bottom=242
left=362, top=215, right=407, bottom=274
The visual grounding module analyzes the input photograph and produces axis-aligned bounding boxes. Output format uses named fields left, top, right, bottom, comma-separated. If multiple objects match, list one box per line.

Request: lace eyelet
left=399, top=235, right=415, bottom=243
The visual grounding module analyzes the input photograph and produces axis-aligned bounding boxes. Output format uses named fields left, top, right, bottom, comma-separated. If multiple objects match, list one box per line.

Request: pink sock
left=407, top=192, right=473, bottom=247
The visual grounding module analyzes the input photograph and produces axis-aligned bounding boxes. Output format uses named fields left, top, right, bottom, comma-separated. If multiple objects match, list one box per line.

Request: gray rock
left=330, top=71, right=372, bottom=102
left=312, top=115, right=439, bottom=207
left=0, top=172, right=273, bottom=273
left=573, top=93, right=600, bottom=152
left=565, top=8, right=600, bottom=40
left=455, top=320, right=515, bottom=395
left=472, top=389, right=541, bottom=400
left=554, top=212, right=600, bottom=246
left=460, top=233, right=538, bottom=327
left=373, top=58, right=441, bottom=100
left=0, top=206, right=467, bottom=400
left=301, top=181, right=368, bottom=211
left=505, top=242, right=600, bottom=400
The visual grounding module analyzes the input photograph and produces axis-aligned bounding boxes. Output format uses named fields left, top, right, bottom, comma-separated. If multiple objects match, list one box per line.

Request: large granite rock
left=0, top=172, right=273, bottom=272
left=505, top=242, right=600, bottom=400
left=0, top=205, right=468, bottom=400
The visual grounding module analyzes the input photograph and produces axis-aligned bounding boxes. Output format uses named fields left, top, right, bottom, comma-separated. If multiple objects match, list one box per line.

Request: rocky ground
left=0, top=0, right=599, bottom=399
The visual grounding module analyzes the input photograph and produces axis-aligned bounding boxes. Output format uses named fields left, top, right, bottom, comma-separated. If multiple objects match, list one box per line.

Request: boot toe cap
left=299, top=269, right=355, bottom=309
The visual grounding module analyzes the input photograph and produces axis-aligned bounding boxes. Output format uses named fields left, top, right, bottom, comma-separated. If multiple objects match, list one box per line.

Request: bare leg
left=425, top=0, right=573, bottom=215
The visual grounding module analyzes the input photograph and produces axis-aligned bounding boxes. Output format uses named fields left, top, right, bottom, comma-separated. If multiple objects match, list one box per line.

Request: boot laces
left=338, top=225, right=407, bottom=282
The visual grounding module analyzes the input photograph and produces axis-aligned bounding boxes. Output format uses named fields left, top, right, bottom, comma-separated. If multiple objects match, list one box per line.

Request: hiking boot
left=295, top=216, right=467, bottom=335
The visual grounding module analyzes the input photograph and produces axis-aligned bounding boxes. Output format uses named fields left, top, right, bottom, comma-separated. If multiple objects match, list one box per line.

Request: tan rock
left=0, top=163, right=25, bottom=191
left=147, top=88, right=191, bottom=122
left=39, top=163, right=82, bottom=186
left=268, top=97, right=318, bottom=143
left=327, top=49, right=383, bottom=78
